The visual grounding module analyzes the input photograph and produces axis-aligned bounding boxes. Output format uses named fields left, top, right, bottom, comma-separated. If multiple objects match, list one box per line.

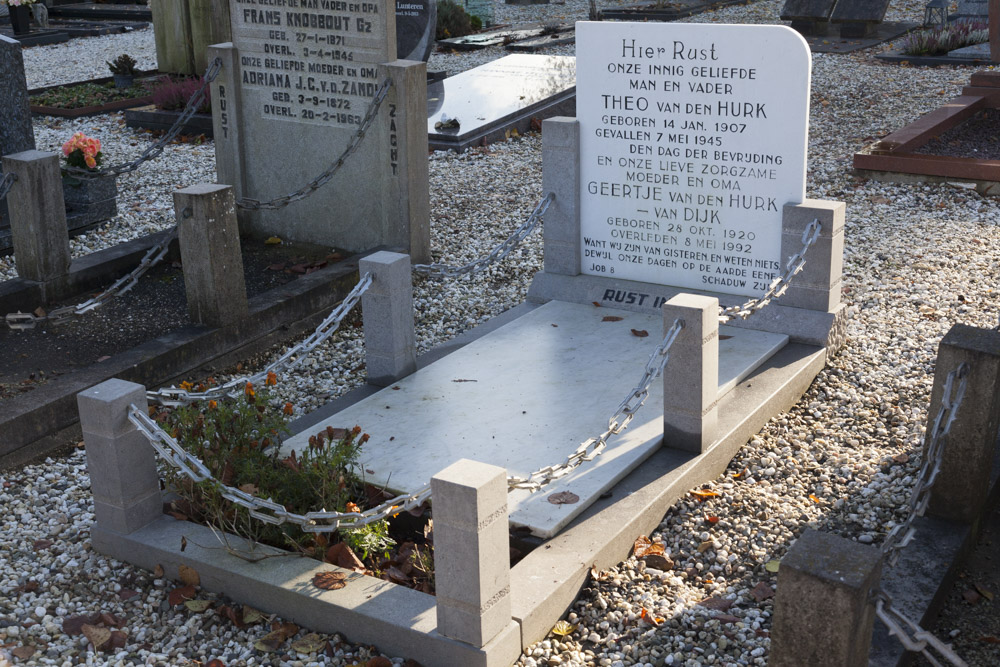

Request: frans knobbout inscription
left=576, top=22, right=811, bottom=297
left=232, top=0, right=385, bottom=128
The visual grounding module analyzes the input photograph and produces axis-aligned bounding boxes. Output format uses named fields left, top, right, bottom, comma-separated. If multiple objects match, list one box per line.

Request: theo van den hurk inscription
left=232, top=0, right=387, bottom=129
left=577, top=22, right=811, bottom=297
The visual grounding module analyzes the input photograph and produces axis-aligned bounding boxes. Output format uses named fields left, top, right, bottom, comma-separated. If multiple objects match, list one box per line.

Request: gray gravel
left=3, top=1, right=1000, bottom=665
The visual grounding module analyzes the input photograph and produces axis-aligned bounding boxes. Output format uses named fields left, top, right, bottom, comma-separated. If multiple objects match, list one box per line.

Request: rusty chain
left=234, top=78, right=392, bottom=211
left=718, top=219, right=820, bottom=324
left=6, top=229, right=176, bottom=330
left=412, top=193, right=554, bottom=279
left=63, top=59, right=222, bottom=180
left=146, top=272, right=372, bottom=406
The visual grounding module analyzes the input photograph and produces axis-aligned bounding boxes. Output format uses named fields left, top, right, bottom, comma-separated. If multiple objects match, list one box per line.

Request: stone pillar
left=541, top=117, right=580, bottom=276
left=661, top=294, right=718, bottom=453
left=360, top=251, right=417, bottom=386
left=174, top=183, right=248, bottom=328
left=2, top=150, right=71, bottom=285
left=385, top=60, right=430, bottom=264
left=778, top=199, right=846, bottom=313
left=190, top=0, right=229, bottom=74
left=924, top=324, right=1000, bottom=523
left=207, top=43, right=247, bottom=230
left=432, top=459, right=511, bottom=647
left=77, top=379, right=162, bottom=535
left=150, top=0, right=196, bottom=75
left=770, top=529, right=882, bottom=667
left=0, top=35, right=36, bottom=227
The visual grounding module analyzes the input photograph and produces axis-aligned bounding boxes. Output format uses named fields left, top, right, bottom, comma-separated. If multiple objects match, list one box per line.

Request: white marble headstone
left=576, top=22, right=811, bottom=297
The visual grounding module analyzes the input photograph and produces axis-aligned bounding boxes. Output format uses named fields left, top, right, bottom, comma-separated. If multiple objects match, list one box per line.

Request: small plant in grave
left=107, top=53, right=139, bottom=89
left=0, top=0, right=38, bottom=6
left=150, top=75, right=212, bottom=114
left=900, top=19, right=989, bottom=56
left=155, top=377, right=435, bottom=591
left=62, top=132, right=103, bottom=171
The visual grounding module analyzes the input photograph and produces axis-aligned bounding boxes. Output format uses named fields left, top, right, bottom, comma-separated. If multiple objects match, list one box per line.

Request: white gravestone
left=576, top=22, right=810, bottom=297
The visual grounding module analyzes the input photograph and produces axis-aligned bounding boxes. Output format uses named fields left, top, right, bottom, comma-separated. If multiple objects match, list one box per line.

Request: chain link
left=6, top=229, right=176, bottom=330
left=508, top=317, right=685, bottom=492
left=413, top=193, right=554, bottom=279
left=235, top=78, right=392, bottom=211
left=881, top=362, right=969, bottom=565
left=63, top=59, right=222, bottom=180
left=718, top=219, right=820, bottom=324
left=128, top=403, right=431, bottom=533
left=146, top=272, right=372, bottom=406
left=0, top=172, right=16, bottom=202
left=873, top=591, right=968, bottom=667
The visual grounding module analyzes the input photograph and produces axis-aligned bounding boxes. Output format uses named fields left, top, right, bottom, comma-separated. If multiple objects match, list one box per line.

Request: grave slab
left=282, top=300, right=787, bottom=537
left=428, top=54, right=576, bottom=152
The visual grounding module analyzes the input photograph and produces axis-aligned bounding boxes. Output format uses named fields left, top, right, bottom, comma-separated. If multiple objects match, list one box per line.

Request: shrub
left=151, top=75, right=212, bottom=114
left=900, top=20, right=989, bottom=56
left=436, top=0, right=475, bottom=40
left=107, top=53, right=139, bottom=76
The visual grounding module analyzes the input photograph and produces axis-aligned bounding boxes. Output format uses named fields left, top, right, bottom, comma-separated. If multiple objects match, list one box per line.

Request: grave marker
left=0, top=35, right=35, bottom=233
left=211, top=0, right=429, bottom=261
left=830, top=0, right=890, bottom=38
left=576, top=22, right=810, bottom=297
left=396, top=0, right=435, bottom=62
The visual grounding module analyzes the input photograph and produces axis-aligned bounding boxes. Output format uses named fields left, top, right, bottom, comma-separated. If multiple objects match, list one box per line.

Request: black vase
left=9, top=5, right=31, bottom=35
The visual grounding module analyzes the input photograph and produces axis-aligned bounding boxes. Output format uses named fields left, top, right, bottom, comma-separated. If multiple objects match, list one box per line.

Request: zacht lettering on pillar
left=576, top=22, right=811, bottom=297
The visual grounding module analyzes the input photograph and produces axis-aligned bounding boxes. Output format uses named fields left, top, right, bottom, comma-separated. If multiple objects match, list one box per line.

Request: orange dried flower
left=266, top=372, right=277, bottom=386
left=346, top=502, right=361, bottom=514
left=283, top=402, right=294, bottom=415
left=244, top=382, right=255, bottom=398
left=179, top=380, right=194, bottom=391
left=208, top=400, right=218, bottom=410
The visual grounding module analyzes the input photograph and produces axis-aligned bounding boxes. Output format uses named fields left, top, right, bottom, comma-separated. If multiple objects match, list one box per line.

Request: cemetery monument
left=0, top=35, right=35, bottom=244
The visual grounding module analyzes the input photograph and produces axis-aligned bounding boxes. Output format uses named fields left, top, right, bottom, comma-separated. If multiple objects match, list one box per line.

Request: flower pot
left=113, top=73, right=135, bottom=90
left=9, top=5, right=30, bottom=35
left=62, top=172, right=119, bottom=229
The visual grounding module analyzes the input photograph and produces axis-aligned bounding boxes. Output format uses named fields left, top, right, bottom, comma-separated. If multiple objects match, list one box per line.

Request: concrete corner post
left=661, top=294, right=719, bottom=453
left=360, top=251, right=417, bottom=386
left=771, top=529, right=882, bottom=667
left=541, top=117, right=581, bottom=276
left=432, top=459, right=511, bottom=647
left=924, top=324, right=1000, bottom=523
left=2, top=150, right=71, bottom=286
left=779, top=199, right=846, bottom=313
left=77, top=379, right=161, bottom=535
left=174, top=183, right=248, bottom=328
left=385, top=60, right=430, bottom=264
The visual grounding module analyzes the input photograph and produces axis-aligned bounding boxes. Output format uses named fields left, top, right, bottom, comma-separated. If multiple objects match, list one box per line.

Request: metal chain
left=63, top=59, right=223, bottom=180
left=413, top=193, right=555, bottom=279
left=718, top=219, right=821, bottom=324
left=881, top=362, right=969, bottom=565
left=6, top=228, right=176, bottom=330
left=508, top=317, right=685, bottom=492
left=235, top=78, right=392, bottom=211
left=128, top=404, right=431, bottom=533
left=873, top=591, right=968, bottom=667
left=146, top=272, right=373, bottom=406
left=0, top=172, right=15, bottom=201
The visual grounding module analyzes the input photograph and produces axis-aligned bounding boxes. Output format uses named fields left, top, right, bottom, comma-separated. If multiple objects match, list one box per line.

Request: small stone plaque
left=956, top=0, right=989, bottom=18
left=779, top=0, right=835, bottom=20
left=830, top=0, right=890, bottom=23
left=396, top=0, right=435, bottom=61
left=576, top=22, right=810, bottom=297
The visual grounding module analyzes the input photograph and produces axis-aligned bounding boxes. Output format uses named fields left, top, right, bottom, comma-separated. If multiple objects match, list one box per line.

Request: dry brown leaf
left=11, top=645, right=35, bottom=659
left=366, top=658, right=393, bottom=667
left=975, top=583, right=994, bottom=601
left=602, top=316, right=624, bottom=322
left=290, top=633, right=327, bottom=654
left=547, top=491, right=579, bottom=505
left=633, top=536, right=665, bottom=558
left=892, top=453, right=910, bottom=464
left=185, top=599, right=213, bottom=613
left=153, top=564, right=165, bottom=578
left=325, top=543, right=365, bottom=571
left=690, top=489, right=720, bottom=500
left=179, top=564, right=200, bottom=587
left=630, top=328, right=649, bottom=337
left=32, top=539, right=53, bottom=550
left=313, top=571, right=348, bottom=590
left=751, top=581, right=775, bottom=602
left=254, top=631, right=285, bottom=653
left=697, top=596, right=733, bottom=611
left=242, top=606, right=266, bottom=625
left=168, top=584, right=196, bottom=606
left=550, top=620, right=576, bottom=637
left=81, top=623, right=112, bottom=651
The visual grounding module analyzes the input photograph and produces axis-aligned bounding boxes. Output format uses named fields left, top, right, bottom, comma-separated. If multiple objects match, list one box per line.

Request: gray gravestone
left=0, top=35, right=36, bottom=231
left=210, top=0, right=429, bottom=261
left=780, top=0, right=836, bottom=36
left=956, top=0, right=989, bottom=19
left=396, top=0, right=436, bottom=62
left=831, top=0, right=891, bottom=38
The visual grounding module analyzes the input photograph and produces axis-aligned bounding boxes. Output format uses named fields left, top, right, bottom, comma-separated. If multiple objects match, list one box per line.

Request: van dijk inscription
left=577, top=22, right=811, bottom=297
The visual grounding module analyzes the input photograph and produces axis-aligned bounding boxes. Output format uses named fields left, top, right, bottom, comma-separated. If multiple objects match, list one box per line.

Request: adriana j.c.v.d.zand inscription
left=232, top=0, right=386, bottom=128
left=577, top=22, right=811, bottom=297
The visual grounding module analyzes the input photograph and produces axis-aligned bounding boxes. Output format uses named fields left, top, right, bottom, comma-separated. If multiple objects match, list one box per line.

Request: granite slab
left=282, top=300, right=787, bottom=537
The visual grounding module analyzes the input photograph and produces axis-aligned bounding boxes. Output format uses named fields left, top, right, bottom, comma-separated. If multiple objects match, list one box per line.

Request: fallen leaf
left=550, top=620, right=576, bottom=637
left=630, top=329, right=649, bottom=337
left=313, top=570, right=348, bottom=590
left=548, top=491, right=579, bottom=505
left=118, top=589, right=139, bottom=601
left=273, top=621, right=299, bottom=639
left=180, top=536, right=187, bottom=552
left=290, top=633, right=327, bottom=653
left=633, top=536, right=665, bottom=558
left=690, top=489, right=720, bottom=500
left=264, top=236, right=282, bottom=245
left=751, top=581, right=774, bottom=602
left=892, top=453, right=910, bottom=463
left=765, top=560, right=781, bottom=574
left=698, top=540, right=714, bottom=553
left=99, top=612, right=124, bottom=628
left=32, top=539, right=53, bottom=550
left=975, top=583, right=994, bottom=601
left=592, top=301, right=601, bottom=307
left=241, top=606, right=266, bottom=625
left=168, top=585, right=196, bottom=606
left=206, top=660, right=226, bottom=667
left=81, top=623, right=112, bottom=651
left=179, top=564, right=200, bottom=587
left=697, top=596, right=733, bottom=611
left=706, top=516, right=719, bottom=524
left=325, top=543, right=365, bottom=571
left=153, top=564, right=165, bottom=578
left=11, top=645, right=35, bottom=659
left=808, top=494, right=820, bottom=503
left=980, top=635, right=1000, bottom=643
left=367, top=658, right=393, bottom=667
left=33, top=306, right=46, bottom=318
left=109, top=630, right=127, bottom=649
left=254, top=631, right=285, bottom=653
left=602, top=316, right=624, bottom=322
left=639, top=607, right=664, bottom=626
left=63, top=613, right=101, bottom=635
left=185, top=599, right=213, bottom=613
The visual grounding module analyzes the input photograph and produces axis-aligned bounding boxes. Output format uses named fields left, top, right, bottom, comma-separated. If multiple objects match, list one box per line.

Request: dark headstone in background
left=396, top=0, right=436, bottom=62
left=832, top=0, right=890, bottom=38
left=0, top=35, right=36, bottom=238
left=779, top=0, right=836, bottom=20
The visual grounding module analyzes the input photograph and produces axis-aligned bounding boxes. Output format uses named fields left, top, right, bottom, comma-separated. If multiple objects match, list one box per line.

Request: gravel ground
left=3, top=1, right=1000, bottom=666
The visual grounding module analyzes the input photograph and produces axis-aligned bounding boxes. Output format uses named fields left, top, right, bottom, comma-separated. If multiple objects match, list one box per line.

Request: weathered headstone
left=956, top=0, right=989, bottom=19
left=151, top=0, right=231, bottom=75
left=780, top=0, right=836, bottom=36
left=575, top=22, right=810, bottom=296
left=0, top=35, right=36, bottom=233
left=830, top=0, right=890, bottom=38
left=210, top=0, right=429, bottom=261
left=396, top=0, right=435, bottom=62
